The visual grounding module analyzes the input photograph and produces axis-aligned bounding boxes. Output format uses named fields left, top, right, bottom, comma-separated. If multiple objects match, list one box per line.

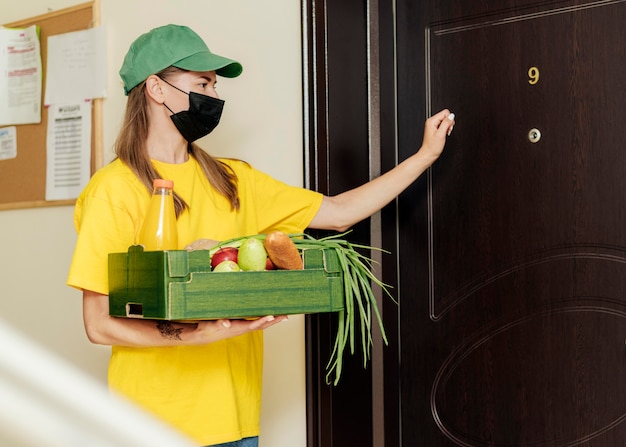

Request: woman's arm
left=82, top=290, right=287, bottom=347
left=309, top=109, right=454, bottom=232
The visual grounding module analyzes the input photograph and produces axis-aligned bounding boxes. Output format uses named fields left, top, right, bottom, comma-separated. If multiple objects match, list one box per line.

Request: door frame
left=302, top=1, right=401, bottom=445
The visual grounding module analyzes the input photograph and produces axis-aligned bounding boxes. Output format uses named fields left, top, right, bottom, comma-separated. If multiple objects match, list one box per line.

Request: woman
left=67, top=24, right=454, bottom=447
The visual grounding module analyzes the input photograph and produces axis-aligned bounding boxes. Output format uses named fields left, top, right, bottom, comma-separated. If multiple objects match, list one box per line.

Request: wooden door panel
left=432, top=260, right=626, bottom=446
left=428, top=1, right=626, bottom=319
left=398, top=1, right=626, bottom=445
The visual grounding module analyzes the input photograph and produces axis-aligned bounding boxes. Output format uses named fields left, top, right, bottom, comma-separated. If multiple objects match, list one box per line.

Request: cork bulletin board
left=0, top=1, right=102, bottom=210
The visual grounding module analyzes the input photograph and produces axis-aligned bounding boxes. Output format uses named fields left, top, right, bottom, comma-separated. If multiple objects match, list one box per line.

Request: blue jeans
left=208, top=436, right=258, bottom=447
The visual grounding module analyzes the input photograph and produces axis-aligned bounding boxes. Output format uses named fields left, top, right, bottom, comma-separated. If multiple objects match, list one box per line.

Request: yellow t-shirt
left=67, top=156, right=323, bottom=445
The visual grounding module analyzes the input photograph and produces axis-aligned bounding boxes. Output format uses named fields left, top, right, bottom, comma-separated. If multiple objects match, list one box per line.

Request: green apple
left=237, top=238, right=268, bottom=271
left=213, top=260, right=240, bottom=272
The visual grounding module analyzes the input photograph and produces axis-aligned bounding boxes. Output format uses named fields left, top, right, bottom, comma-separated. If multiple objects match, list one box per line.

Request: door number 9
left=528, top=66, right=540, bottom=85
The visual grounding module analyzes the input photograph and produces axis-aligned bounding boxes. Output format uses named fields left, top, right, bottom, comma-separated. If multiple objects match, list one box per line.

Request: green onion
left=208, top=231, right=395, bottom=385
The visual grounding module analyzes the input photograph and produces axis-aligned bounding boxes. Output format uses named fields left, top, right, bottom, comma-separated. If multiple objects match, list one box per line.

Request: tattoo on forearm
left=156, top=321, right=183, bottom=341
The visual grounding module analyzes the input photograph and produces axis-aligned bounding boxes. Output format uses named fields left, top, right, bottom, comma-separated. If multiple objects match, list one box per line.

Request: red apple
left=265, top=257, right=275, bottom=270
left=211, top=247, right=239, bottom=270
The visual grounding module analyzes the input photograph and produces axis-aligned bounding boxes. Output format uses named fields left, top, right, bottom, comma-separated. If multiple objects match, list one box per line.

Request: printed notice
left=45, top=103, right=91, bottom=201
left=0, top=127, right=17, bottom=160
left=45, top=26, right=106, bottom=105
left=0, top=25, right=42, bottom=125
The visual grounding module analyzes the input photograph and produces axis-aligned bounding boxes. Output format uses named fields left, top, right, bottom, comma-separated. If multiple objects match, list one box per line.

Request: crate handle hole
left=126, top=303, right=144, bottom=317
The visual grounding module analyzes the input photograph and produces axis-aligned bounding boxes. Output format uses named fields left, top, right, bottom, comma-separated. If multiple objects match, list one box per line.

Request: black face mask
left=161, top=79, right=225, bottom=142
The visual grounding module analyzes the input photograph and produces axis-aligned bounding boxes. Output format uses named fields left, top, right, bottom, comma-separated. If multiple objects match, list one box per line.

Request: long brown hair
left=114, top=67, right=240, bottom=216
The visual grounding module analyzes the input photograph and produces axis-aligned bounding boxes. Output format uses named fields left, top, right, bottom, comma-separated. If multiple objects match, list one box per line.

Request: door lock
left=528, top=128, right=542, bottom=143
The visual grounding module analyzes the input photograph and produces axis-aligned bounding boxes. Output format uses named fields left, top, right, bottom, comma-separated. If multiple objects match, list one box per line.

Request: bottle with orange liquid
left=137, top=179, right=178, bottom=250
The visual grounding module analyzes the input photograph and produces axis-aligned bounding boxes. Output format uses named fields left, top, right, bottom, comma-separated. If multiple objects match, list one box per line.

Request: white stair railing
left=0, top=319, right=195, bottom=447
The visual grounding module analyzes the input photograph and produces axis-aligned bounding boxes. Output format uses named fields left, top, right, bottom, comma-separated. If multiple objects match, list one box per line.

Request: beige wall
left=0, top=1, right=307, bottom=446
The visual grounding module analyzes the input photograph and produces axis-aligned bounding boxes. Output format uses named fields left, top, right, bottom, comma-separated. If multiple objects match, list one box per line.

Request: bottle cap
left=153, top=179, right=174, bottom=189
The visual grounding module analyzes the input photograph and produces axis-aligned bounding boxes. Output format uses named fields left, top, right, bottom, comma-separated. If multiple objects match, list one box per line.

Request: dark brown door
left=396, top=0, right=626, bottom=445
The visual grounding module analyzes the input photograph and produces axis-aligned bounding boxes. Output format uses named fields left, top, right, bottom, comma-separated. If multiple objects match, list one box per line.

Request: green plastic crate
left=108, top=245, right=344, bottom=320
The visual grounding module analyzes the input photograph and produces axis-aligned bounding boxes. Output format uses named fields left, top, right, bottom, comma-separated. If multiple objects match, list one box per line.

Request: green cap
left=119, top=24, right=243, bottom=95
